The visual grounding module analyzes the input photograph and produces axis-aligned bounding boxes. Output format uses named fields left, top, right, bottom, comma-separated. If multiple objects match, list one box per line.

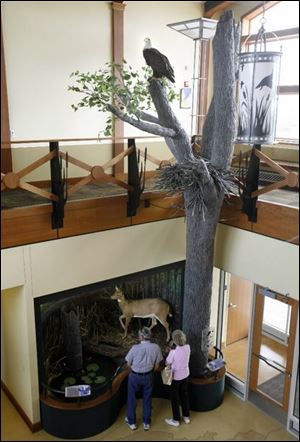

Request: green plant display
left=69, top=61, right=178, bottom=136
left=86, top=363, right=100, bottom=372
left=94, top=376, right=106, bottom=384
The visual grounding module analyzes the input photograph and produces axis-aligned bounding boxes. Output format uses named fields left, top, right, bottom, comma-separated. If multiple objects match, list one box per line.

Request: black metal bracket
left=127, top=138, right=147, bottom=217
left=239, top=144, right=261, bottom=223
left=50, top=141, right=68, bottom=229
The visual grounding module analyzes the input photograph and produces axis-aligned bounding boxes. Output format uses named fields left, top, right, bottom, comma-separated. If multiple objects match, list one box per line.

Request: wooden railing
left=1, top=137, right=298, bottom=234
left=1, top=136, right=156, bottom=228
left=232, top=149, right=299, bottom=197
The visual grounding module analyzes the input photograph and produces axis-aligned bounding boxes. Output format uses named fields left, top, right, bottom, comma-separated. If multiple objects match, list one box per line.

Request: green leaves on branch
left=69, top=61, right=178, bottom=135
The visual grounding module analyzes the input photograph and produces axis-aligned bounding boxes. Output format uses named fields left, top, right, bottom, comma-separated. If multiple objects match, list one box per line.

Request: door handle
left=228, top=303, right=237, bottom=308
left=253, top=352, right=290, bottom=375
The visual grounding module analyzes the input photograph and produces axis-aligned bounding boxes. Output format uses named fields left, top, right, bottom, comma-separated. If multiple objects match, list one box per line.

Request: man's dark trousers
left=127, top=372, right=153, bottom=425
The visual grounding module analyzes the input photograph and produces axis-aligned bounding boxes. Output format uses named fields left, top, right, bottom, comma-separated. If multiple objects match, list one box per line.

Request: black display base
left=40, top=371, right=128, bottom=440
left=189, top=367, right=226, bottom=411
left=40, top=368, right=225, bottom=439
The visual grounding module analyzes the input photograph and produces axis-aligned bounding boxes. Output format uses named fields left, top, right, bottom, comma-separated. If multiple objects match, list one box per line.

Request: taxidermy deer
left=111, top=286, right=172, bottom=342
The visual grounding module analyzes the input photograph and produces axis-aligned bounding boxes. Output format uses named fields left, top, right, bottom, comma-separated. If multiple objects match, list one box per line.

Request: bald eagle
left=143, top=38, right=175, bottom=83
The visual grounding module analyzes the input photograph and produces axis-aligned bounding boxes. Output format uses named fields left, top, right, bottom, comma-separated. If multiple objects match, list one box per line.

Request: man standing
left=125, top=327, right=163, bottom=431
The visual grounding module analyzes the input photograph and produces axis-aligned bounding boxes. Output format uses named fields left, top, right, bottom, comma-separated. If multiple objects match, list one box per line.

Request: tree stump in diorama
left=61, top=305, right=83, bottom=372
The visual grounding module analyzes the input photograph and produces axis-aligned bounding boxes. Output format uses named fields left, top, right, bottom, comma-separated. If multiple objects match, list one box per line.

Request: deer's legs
left=157, top=318, right=170, bottom=342
left=148, top=317, right=157, bottom=330
left=119, top=315, right=126, bottom=330
left=122, top=316, right=132, bottom=338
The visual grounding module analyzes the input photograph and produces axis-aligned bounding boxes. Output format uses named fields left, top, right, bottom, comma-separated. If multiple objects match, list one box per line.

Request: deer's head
left=111, top=286, right=124, bottom=302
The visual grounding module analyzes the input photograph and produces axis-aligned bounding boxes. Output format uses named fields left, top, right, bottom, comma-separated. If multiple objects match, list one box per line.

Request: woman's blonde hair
left=172, top=329, right=187, bottom=346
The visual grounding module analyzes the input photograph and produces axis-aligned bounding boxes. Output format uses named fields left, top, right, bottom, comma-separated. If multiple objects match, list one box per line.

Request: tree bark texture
left=109, top=10, right=238, bottom=376
left=182, top=11, right=239, bottom=376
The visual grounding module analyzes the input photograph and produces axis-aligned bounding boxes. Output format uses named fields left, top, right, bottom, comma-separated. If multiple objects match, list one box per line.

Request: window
left=242, top=1, right=299, bottom=143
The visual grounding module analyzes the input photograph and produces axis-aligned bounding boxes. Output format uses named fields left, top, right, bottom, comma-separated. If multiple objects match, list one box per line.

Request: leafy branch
left=69, top=60, right=178, bottom=136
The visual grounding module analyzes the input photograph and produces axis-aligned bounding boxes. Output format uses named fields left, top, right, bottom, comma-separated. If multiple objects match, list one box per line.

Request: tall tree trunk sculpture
left=111, top=11, right=238, bottom=375
left=70, top=10, right=239, bottom=376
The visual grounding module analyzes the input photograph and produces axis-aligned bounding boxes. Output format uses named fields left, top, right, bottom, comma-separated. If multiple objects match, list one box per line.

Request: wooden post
left=1, top=25, right=12, bottom=172
left=112, top=1, right=126, bottom=177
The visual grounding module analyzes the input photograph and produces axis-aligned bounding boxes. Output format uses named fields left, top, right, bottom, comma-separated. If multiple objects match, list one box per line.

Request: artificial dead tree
left=70, top=10, right=239, bottom=376
left=61, top=305, right=83, bottom=372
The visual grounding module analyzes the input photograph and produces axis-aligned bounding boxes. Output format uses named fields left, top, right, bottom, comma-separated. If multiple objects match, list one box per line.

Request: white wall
left=1, top=247, right=25, bottom=290
left=1, top=286, right=38, bottom=423
left=2, top=1, right=111, bottom=141
left=28, top=218, right=186, bottom=297
left=215, top=224, right=299, bottom=299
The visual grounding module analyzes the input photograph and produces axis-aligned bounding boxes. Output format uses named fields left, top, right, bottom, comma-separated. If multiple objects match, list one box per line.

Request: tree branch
left=138, top=111, right=160, bottom=124
left=107, top=104, right=176, bottom=137
left=148, top=80, right=193, bottom=162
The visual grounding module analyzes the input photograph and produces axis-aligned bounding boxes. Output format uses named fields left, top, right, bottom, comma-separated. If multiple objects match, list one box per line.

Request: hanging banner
left=237, top=51, right=282, bottom=144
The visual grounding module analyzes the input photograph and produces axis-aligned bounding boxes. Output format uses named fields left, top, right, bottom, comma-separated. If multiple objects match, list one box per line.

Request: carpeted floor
left=258, top=373, right=285, bottom=404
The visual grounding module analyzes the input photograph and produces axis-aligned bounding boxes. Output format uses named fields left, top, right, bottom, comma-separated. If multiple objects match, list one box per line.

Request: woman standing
left=164, top=329, right=191, bottom=427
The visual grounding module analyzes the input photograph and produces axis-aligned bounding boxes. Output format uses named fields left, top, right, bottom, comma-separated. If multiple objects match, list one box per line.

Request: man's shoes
left=125, top=417, right=137, bottom=430
left=165, top=418, right=180, bottom=427
left=143, top=423, right=150, bottom=431
left=182, top=416, right=190, bottom=424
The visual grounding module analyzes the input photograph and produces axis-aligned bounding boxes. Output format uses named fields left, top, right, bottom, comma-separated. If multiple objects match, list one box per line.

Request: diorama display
left=36, top=263, right=184, bottom=438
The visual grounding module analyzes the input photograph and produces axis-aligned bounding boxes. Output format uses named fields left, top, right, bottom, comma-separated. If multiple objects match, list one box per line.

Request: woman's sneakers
left=125, top=416, right=137, bottom=430
left=165, top=418, right=180, bottom=427
left=165, top=417, right=190, bottom=426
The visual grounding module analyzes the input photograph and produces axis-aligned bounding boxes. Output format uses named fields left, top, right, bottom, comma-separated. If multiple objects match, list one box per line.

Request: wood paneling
left=220, top=195, right=299, bottom=245
left=133, top=194, right=184, bottom=225
left=1, top=205, right=57, bottom=248
left=58, top=195, right=130, bottom=238
left=1, top=192, right=298, bottom=248
left=253, top=201, right=299, bottom=244
left=226, top=275, right=252, bottom=345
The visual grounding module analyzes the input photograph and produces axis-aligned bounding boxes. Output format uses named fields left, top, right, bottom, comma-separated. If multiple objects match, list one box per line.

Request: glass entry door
left=250, top=286, right=298, bottom=410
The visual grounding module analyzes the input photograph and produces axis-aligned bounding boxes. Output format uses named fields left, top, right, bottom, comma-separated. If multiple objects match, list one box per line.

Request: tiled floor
left=1, top=388, right=297, bottom=441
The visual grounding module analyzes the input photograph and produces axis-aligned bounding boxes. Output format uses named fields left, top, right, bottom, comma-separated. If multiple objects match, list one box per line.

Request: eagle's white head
left=144, top=38, right=152, bottom=49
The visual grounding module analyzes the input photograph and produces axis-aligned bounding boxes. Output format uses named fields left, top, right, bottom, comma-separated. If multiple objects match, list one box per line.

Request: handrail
left=231, top=148, right=299, bottom=198
left=252, top=149, right=299, bottom=197
left=1, top=135, right=162, bottom=145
